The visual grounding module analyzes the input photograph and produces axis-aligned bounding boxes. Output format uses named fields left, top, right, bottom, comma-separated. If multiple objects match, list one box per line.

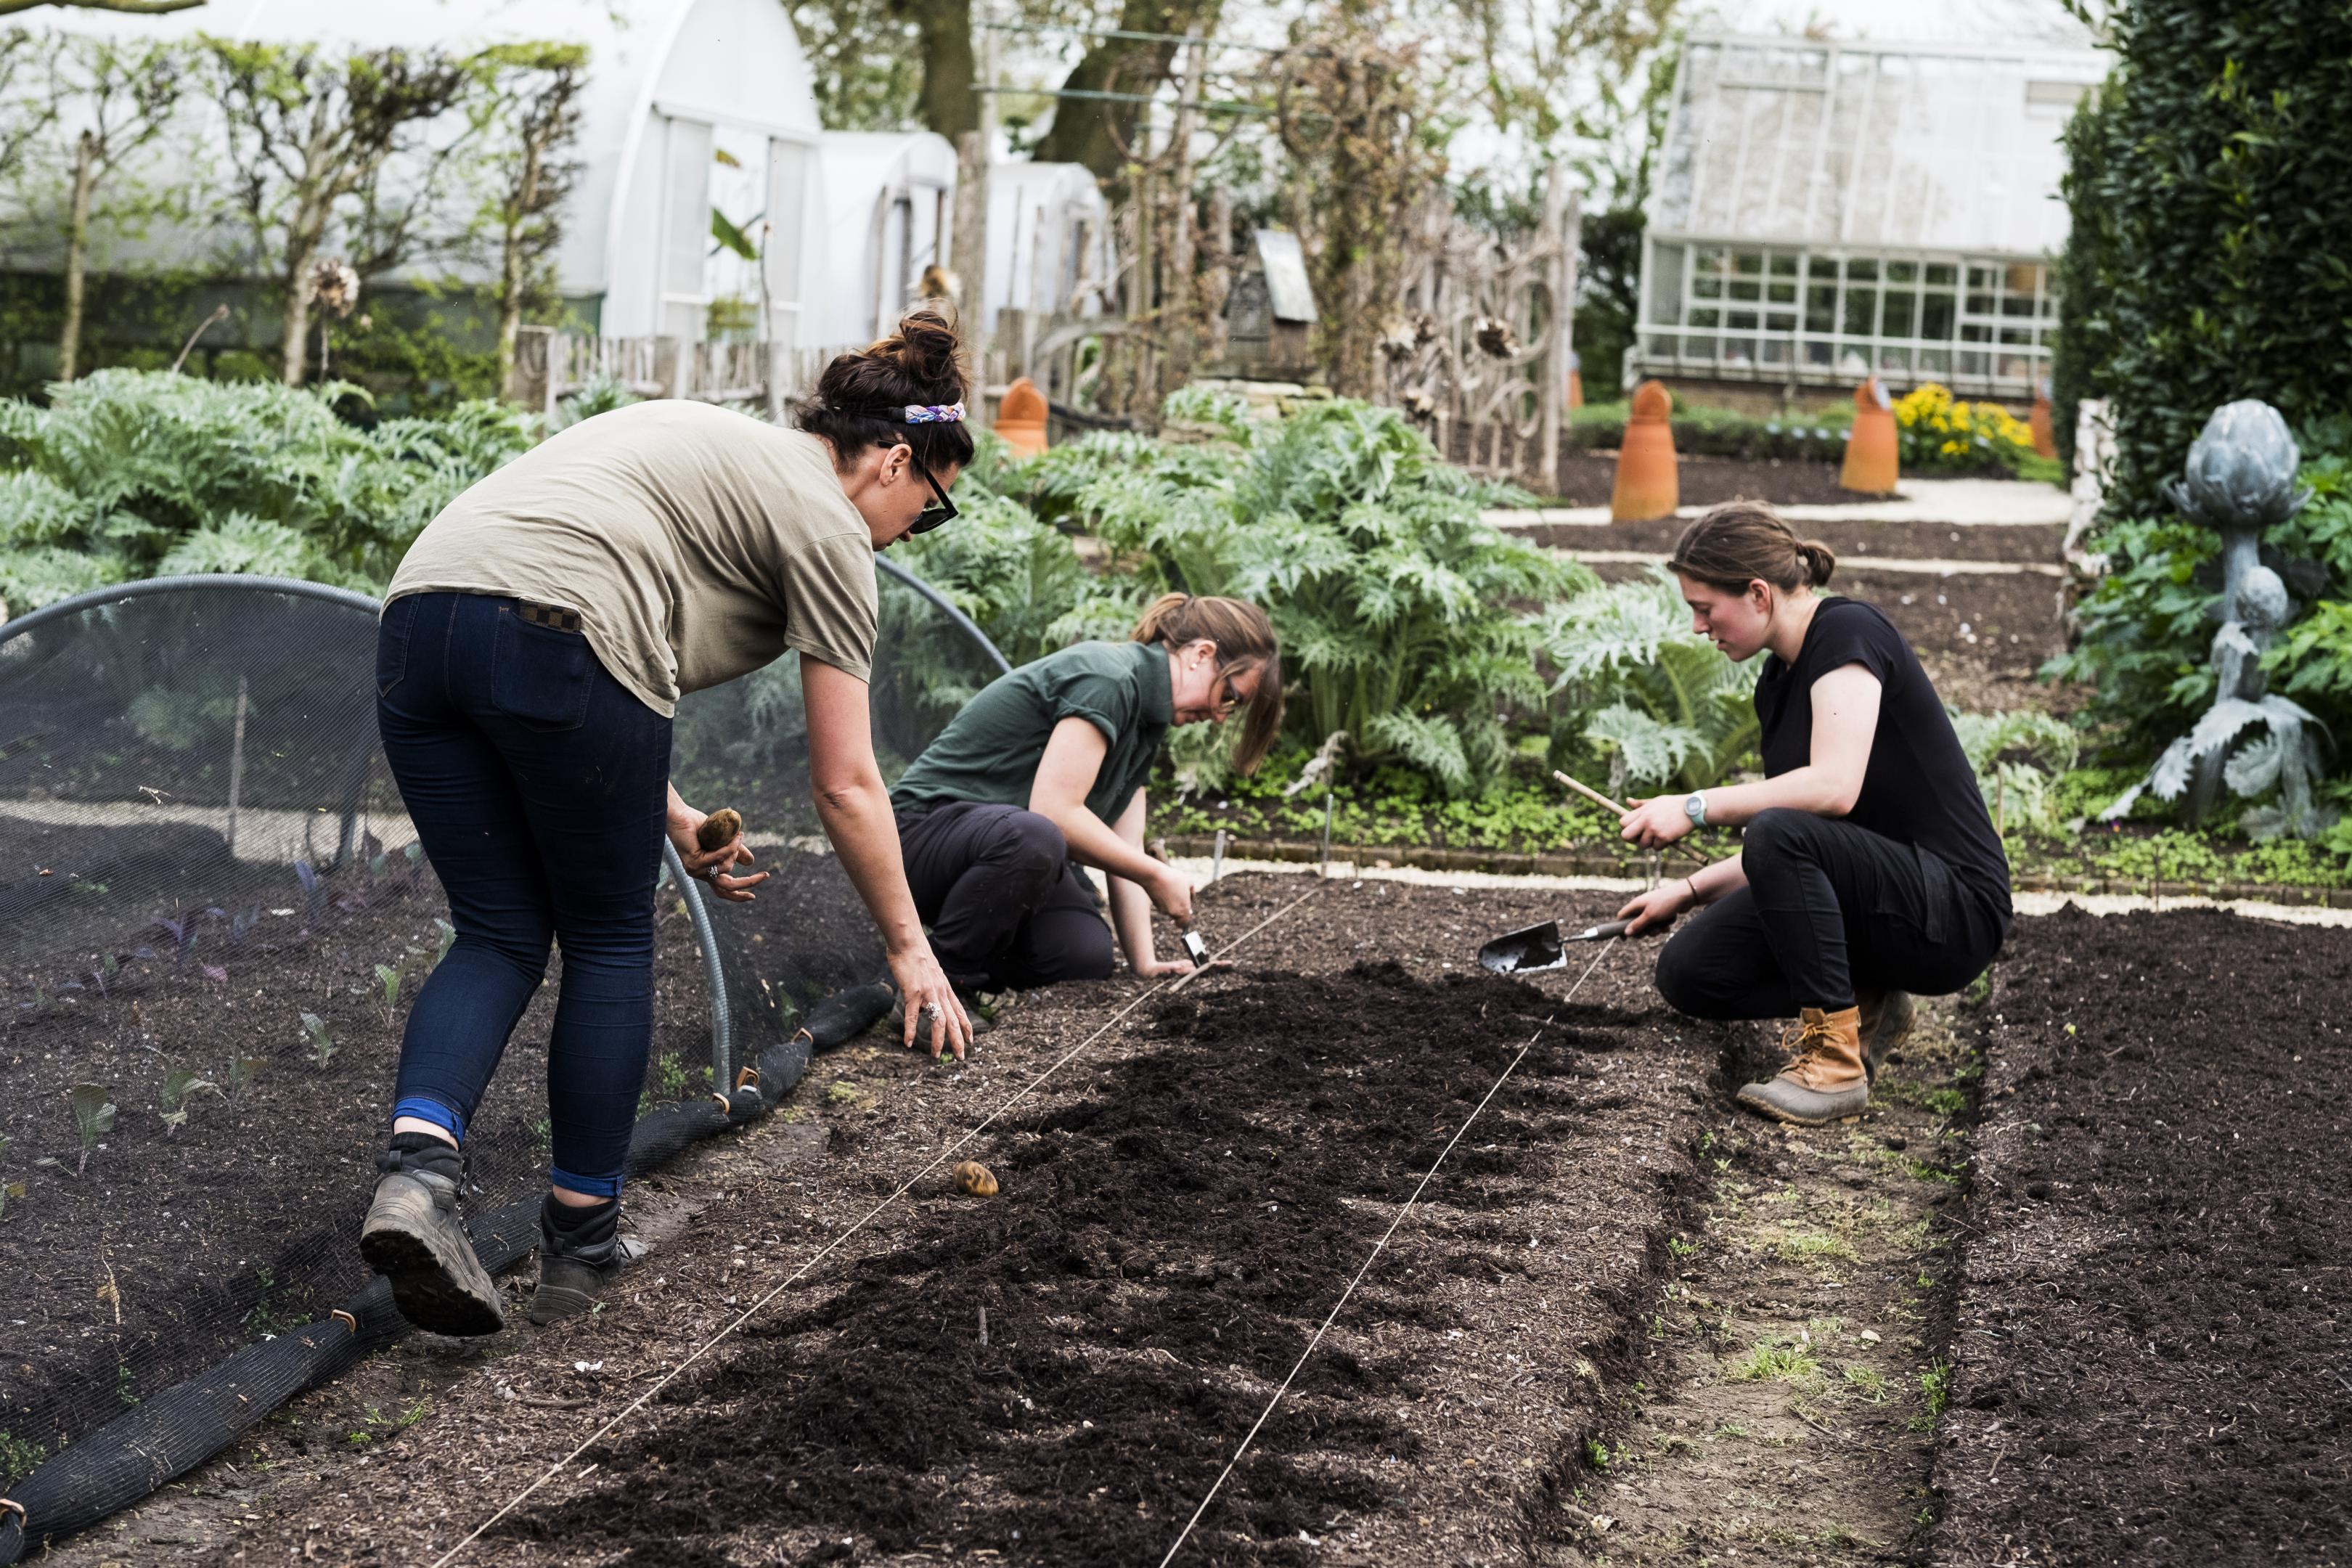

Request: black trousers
left=896, top=802, right=1116, bottom=991
left=1655, top=808, right=2007, bottom=1020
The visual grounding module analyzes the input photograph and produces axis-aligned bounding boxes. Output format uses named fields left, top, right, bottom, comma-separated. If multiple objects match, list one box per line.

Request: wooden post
left=1164, top=28, right=1207, bottom=385
left=1538, top=171, right=1581, bottom=496
left=226, top=676, right=248, bottom=857
left=952, top=129, right=992, bottom=431
left=1203, top=187, right=1234, bottom=366
left=1129, top=165, right=1157, bottom=417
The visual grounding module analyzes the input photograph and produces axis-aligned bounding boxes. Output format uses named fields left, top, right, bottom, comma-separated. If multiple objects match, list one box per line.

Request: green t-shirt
left=890, top=640, right=1175, bottom=823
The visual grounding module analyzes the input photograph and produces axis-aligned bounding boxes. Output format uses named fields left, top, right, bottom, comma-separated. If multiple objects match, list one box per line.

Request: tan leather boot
left=1736, top=1006, right=1869, bottom=1126
left=1855, top=989, right=1916, bottom=1083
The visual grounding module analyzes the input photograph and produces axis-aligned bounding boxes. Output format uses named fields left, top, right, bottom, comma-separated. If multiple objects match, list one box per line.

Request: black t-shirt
left=1753, top=597, right=2011, bottom=914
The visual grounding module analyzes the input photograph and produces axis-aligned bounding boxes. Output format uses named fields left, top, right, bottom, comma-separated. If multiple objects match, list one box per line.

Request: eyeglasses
left=907, top=451, right=959, bottom=535
left=1213, top=671, right=1245, bottom=714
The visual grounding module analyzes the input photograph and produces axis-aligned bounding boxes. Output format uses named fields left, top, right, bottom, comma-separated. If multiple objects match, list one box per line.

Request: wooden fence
left=507, top=318, right=1108, bottom=433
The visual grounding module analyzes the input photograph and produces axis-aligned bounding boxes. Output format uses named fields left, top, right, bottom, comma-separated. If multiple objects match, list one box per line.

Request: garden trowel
left=1477, top=917, right=1633, bottom=975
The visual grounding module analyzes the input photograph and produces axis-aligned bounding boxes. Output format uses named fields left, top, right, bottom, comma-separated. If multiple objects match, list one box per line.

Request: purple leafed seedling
left=231, top=906, right=263, bottom=944
left=148, top=913, right=195, bottom=968
left=200, top=963, right=228, bottom=987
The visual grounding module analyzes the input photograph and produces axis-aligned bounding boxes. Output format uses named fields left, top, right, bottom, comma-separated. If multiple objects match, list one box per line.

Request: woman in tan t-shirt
left=361, top=311, right=976, bottom=1335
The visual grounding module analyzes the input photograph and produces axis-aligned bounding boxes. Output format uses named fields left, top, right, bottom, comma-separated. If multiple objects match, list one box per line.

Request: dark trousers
left=1655, top=808, right=2006, bottom=1020
left=375, top=592, right=670, bottom=1198
left=895, top=801, right=1115, bottom=990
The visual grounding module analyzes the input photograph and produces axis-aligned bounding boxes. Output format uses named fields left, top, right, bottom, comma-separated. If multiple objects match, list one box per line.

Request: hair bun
left=1797, top=539, right=1837, bottom=587
left=883, top=309, right=965, bottom=398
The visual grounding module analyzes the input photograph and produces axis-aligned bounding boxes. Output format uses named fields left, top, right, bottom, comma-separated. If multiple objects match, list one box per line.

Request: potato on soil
left=695, top=808, right=743, bottom=853
left=952, top=1160, right=998, bottom=1197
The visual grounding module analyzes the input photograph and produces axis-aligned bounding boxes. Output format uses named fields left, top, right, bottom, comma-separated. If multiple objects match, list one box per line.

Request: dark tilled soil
left=513, top=962, right=1659, bottom=1564
left=185, top=876, right=1719, bottom=1567
left=1545, top=453, right=1885, bottom=511
left=0, top=870, right=715, bottom=1475
left=1934, top=907, right=2352, bottom=1566
left=1524, top=516, right=2065, bottom=567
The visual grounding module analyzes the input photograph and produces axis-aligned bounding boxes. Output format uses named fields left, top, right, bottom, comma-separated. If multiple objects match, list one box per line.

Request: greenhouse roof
left=1650, top=30, right=2109, bottom=260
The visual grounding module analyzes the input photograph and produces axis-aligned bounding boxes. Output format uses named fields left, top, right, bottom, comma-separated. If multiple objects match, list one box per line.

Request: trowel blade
left=1477, top=920, right=1564, bottom=974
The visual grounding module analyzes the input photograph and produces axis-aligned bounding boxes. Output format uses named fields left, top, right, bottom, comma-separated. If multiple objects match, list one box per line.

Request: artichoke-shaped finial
left=2165, top=399, right=2310, bottom=529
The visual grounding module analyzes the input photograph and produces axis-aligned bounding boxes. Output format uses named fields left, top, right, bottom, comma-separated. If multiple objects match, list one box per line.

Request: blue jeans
left=375, top=592, right=670, bottom=1198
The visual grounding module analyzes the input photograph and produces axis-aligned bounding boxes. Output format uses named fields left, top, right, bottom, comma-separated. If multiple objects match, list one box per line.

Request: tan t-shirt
left=386, top=401, right=876, bottom=716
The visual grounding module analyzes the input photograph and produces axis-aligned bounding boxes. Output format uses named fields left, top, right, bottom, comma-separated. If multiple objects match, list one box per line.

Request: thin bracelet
left=1685, top=875, right=1702, bottom=906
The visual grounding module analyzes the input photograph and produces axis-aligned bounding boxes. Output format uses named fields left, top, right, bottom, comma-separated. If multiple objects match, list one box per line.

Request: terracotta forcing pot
left=1611, top=379, right=1678, bottom=522
left=1841, top=377, right=1899, bottom=495
left=996, top=377, right=1049, bottom=459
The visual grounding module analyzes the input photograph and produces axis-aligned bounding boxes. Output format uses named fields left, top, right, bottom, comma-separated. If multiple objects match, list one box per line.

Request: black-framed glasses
left=907, top=451, right=960, bottom=535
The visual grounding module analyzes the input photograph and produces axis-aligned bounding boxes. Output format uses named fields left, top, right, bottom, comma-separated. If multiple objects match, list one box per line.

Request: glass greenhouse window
left=1631, top=237, right=2056, bottom=398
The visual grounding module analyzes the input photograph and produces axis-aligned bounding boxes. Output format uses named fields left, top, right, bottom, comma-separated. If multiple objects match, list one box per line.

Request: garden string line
left=1158, top=934, right=1625, bottom=1567
left=430, top=881, right=1328, bottom=1568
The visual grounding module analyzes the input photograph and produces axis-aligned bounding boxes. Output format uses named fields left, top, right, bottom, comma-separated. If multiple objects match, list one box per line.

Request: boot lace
left=1778, top=1013, right=1842, bottom=1078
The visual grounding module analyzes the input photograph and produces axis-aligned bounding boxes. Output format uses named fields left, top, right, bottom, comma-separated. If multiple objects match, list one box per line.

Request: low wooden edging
left=1162, top=834, right=2352, bottom=909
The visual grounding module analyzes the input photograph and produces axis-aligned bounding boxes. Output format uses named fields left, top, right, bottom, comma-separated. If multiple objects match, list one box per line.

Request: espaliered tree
left=208, top=41, right=471, bottom=385
left=1273, top=0, right=1445, bottom=398
left=48, top=34, right=186, bottom=380
left=467, top=42, right=585, bottom=393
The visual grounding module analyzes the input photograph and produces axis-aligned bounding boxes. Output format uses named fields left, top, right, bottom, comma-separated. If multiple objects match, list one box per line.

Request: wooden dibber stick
left=1552, top=771, right=1710, bottom=867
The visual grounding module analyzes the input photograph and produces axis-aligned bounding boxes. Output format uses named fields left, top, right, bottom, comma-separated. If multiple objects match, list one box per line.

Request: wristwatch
left=1683, top=791, right=1708, bottom=828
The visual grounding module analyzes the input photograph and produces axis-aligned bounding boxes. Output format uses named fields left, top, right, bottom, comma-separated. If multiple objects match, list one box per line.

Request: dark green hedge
left=2054, top=2, right=2352, bottom=516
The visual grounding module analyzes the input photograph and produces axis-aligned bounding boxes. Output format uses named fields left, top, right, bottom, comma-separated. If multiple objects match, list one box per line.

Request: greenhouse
left=1627, top=26, right=2107, bottom=401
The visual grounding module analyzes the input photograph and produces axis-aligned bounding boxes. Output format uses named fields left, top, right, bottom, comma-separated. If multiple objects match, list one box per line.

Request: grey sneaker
left=359, top=1135, right=505, bottom=1336
left=1856, top=989, right=1916, bottom=1083
left=528, top=1193, right=623, bottom=1326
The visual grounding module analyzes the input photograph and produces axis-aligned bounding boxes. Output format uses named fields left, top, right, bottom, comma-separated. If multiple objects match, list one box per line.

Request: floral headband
left=896, top=402, right=965, bottom=425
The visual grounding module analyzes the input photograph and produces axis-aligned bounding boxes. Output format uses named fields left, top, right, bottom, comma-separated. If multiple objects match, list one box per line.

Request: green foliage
left=1948, top=709, right=2081, bottom=838
left=1085, top=399, right=1590, bottom=795
left=1567, top=398, right=1851, bottom=465
left=893, top=491, right=1100, bottom=668
left=373, top=962, right=402, bottom=1025
left=225, top=1050, right=266, bottom=1096
left=299, top=1011, right=337, bottom=1067
left=1532, top=569, right=1759, bottom=793
left=159, top=1064, right=221, bottom=1130
left=0, top=369, right=535, bottom=609
left=2054, top=1, right=2352, bottom=520
left=70, top=1082, right=115, bottom=1172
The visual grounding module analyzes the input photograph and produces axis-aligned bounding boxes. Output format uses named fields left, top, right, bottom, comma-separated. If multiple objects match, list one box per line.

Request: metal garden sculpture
left=2104, top=400, right=2335, bottom=838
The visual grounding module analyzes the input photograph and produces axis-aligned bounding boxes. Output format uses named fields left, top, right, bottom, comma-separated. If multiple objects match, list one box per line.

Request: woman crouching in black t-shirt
left=1614, top=502, right=2012, bottom=1125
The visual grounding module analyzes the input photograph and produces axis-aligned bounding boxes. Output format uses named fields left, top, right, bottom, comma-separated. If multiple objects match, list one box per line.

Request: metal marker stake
left=1319, top=791, right=1334, bottom=878
left=1211, top=826, right=1226, bottom=885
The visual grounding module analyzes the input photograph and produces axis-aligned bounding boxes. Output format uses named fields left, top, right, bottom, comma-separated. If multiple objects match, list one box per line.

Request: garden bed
left=1933, top=907, right=2352, bottom=1563
left=1542, top=451, right=1882, bottom=510
left=1519, top=515, right=2065, bottom=566
left=0, top=865, right=715, bottom=1479
left=192, top=875, right=1720, bottom=1566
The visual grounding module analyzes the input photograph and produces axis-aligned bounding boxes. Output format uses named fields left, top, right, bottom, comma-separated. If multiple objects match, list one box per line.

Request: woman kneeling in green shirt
left=889, top=594, right=1281, bottom=989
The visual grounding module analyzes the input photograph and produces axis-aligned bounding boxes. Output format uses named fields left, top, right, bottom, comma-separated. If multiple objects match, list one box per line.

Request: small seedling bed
left=202, top=878, right=1718, bottom=1565
left=1935, top=906, right=2352, bottom=1562
left=0, top=873, right=714, bottom=1475
left=512, top=955, right=1701, bottom=1563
